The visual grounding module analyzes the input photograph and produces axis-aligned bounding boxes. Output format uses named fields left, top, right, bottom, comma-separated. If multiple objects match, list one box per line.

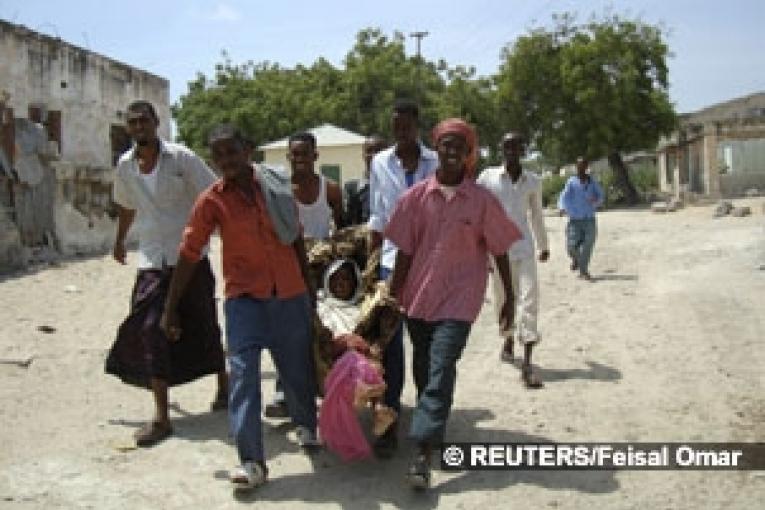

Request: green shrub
left=541, top=174, right=567, bottom=208
left=600, top=161, right=658, bottom=207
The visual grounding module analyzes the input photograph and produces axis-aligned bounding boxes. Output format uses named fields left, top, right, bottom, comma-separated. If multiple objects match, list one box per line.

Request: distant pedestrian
left=558, top=157, right=604, bottom=280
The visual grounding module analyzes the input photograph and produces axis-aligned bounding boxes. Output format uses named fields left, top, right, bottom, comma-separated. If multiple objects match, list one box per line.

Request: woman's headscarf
left=431, top=118, right=479, bottom=178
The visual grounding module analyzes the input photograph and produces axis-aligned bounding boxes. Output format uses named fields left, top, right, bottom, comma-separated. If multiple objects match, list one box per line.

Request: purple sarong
left=105, top=258, right=225, bottom=388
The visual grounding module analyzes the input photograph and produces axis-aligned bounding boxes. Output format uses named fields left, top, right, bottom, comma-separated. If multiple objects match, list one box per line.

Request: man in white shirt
left=367, top=99, right=438, bottom=456
left=106, top=101, right=228, bottom=447
left=477, top=132, right=549, bottom=389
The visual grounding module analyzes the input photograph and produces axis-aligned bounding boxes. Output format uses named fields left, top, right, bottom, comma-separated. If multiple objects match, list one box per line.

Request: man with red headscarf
left=384, top=118, right=522, bottom=489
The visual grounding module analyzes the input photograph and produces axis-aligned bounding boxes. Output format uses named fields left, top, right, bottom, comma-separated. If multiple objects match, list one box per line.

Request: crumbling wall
left=0, top=209, right=25, bottom=270
left=51, top=161, right=125, bottom=256
left=0, top=20, right=166, bottom=271
left=0, top=20, right=170, bottom=168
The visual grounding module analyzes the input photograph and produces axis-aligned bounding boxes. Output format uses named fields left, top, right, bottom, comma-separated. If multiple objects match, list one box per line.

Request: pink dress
left=319, top=350, right=384, bottom=461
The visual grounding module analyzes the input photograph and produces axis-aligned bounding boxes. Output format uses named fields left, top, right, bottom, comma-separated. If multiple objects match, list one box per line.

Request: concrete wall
left=0, top=20, right=168, bottom=271
left=719, top=172, right=765, bottom=197
left=719, top=139, right=765, bottom=174
left=0, top=20, right=170, bottom=168
left=51, top=161, right=122, bottom=256
left=262, top=144, right=365, bottom=185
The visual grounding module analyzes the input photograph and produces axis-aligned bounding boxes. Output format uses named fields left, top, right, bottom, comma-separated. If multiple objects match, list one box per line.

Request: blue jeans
left=566, top=218, right=597, bottom=275
left=225, top=293, right=317, bottom=463
left=407, top=318, right=472, bottom=445
left=380, top=266, right=404, bottom=412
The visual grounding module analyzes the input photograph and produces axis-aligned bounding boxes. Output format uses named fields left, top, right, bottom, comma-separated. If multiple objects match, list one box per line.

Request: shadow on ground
left=507, top=360, right=622, bottom=384
left=229, top=407, right=620, bottom=508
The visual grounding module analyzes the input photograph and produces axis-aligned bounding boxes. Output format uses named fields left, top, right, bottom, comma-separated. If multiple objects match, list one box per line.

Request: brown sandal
left=134, top=421, right=173, bottom=447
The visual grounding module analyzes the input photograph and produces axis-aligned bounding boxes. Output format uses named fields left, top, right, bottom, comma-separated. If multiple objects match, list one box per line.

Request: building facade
left=656, top=92, right=765, bottom=199
left=0, top=20, right=170, bottom=270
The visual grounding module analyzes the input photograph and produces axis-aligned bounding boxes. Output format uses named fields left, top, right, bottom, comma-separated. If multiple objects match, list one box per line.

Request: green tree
left=496, top=13, right=676, bottom=203
left=173, top=29, right=454, bottom=155
left=436, top=63, right=501, bottom=160
left=172, top=53, right=347, bottom=157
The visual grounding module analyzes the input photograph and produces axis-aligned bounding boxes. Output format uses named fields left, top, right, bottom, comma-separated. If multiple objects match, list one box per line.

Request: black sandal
left=406, top=455, right=431, bottom=490
left=521, top=365, right=544, bottom=389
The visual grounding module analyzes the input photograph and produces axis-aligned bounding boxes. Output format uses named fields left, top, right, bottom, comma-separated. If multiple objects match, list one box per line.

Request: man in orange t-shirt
left=161, top=124, right=317, bottom=492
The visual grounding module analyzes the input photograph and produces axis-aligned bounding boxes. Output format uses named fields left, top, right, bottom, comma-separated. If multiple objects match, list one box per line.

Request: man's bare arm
left=388, top=250, right=413, bottom=301
left=293, top=235, right=316, bottom=307
left=327, top=181, right=345, bottom=230
left=493, top=253, right=515, bottom=331
left=113, top=205, right=136, bottom=264
left=160, top=254, right=199, bottom=341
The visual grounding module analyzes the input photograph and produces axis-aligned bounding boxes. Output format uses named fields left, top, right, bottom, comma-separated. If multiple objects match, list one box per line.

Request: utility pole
left=409, top=31, right=429, bottom=103
left=409, top=31, right=429, bottom=60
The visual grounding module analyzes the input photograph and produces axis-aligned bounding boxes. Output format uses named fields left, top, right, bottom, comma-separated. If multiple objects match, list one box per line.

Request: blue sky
left=3, top=0, right=764, bottom=114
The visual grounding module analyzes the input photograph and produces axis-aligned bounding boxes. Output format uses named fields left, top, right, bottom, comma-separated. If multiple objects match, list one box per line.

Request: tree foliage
left=173, top=16, right=677, bottom=198
left=495, top=13, right=677, bottom=202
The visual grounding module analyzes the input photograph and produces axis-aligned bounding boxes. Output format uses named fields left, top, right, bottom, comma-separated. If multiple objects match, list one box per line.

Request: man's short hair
left=126, top=100, right=159, bottom=122
left=207, top=124, right=247, bottom=146
left=393, top=99, right=419, bottom=119
left=288, top=131, right=317, bottom=149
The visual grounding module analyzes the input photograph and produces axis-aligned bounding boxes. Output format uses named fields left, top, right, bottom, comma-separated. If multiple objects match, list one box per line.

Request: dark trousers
left=225, top=293, right=317, bottom=462
left=407, top=318, right=472, bottom=445
left=380, top=266, right=404, bottom=412
left=566, top=217, right=597, bottom=275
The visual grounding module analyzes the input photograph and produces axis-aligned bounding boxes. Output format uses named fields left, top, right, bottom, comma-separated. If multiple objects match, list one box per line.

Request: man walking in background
left=558, top=157, right=604, bottom=281
left=478, top=132, right=549, bottom=388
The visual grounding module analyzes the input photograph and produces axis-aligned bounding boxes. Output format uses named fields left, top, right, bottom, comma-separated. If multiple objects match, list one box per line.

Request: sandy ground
left=1, top=199, right=764, bottom=510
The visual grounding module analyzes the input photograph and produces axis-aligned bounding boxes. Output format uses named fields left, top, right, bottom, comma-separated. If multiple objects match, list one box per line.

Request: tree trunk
left=607, top=151, right=640, bottom=205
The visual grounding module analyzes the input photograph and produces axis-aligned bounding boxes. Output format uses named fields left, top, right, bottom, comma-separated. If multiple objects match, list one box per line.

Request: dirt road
left=1, top=199, right=763, bottom=509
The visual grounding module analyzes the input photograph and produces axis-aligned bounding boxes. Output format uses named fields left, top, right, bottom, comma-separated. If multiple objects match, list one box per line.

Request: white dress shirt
left=367, top=143, right=438, bottom=269
left=112, top=140, right=217, bottom=269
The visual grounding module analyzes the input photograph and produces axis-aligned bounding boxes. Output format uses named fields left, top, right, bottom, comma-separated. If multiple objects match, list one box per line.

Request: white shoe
left=231, top=461, right=267, bottom=491
left=295, top=425, right=320, bottom=448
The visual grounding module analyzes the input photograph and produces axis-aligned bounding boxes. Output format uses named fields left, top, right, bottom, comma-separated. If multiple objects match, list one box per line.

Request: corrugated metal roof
left=259, top=123, right=366, bottom=150
left=683, top=91, right=765, bottom=125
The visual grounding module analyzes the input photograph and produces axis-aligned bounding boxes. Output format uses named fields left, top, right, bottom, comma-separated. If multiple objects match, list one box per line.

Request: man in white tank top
left=288, top=131, right=344, bottom=239
left=265, top=131, right=345, bottom=418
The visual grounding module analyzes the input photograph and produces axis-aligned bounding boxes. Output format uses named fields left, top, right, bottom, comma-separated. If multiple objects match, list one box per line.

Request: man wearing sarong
left=385, top=119, right=521, bottom=489
left=105, top=100, right=227, bottom=447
